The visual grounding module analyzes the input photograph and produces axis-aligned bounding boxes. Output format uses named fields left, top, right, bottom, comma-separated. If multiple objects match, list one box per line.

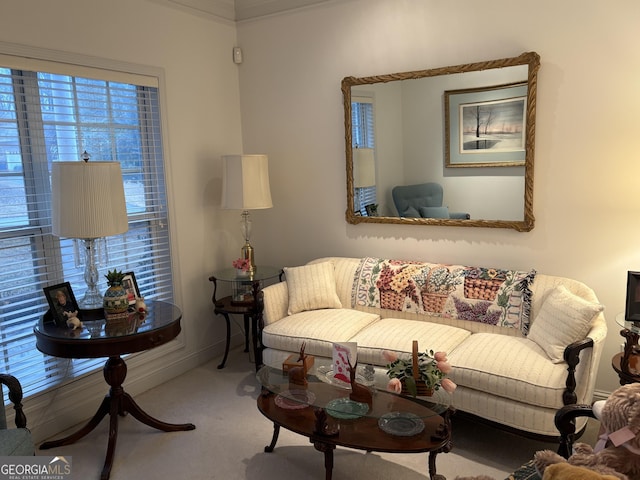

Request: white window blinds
left=0, top=59, right=173, bottom=398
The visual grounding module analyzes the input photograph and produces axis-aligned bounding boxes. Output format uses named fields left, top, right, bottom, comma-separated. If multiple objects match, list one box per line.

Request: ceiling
left=150, top=0, right=333, bottom=21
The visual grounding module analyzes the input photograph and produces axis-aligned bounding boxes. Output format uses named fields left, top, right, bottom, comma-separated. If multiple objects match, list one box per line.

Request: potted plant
left=103, top=269, right=129, bottom=315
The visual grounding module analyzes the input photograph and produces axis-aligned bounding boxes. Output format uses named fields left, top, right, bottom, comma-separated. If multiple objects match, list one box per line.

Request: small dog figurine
left=63, top=310, right=83, bottom=330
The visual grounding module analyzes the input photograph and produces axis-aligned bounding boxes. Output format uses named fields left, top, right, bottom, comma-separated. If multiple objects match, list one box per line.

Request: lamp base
left=241, top=242, right=255, bottom=274
left=79, top=291, right=104, bottom=310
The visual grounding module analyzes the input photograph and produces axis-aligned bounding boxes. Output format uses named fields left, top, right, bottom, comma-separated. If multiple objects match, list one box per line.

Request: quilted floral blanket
left=351, top=257, right=536, bottom=334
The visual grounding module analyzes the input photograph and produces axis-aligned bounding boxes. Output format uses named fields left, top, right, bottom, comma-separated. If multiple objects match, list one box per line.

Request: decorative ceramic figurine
left=103, top=269, right=129, bottom=315
left=288, top=342, right=309, bottom=388
left=63, top=310, right=83, bottom=330
left=349, top=359, right=373, bottom=406
left=135, top=297, right=147, bottom=314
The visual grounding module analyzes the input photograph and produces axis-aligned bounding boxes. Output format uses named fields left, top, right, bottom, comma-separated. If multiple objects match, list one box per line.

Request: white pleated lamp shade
left=51, top=161, right=128, bottom=239
left=353, top=148, right=375, bottom=188
left=221, top=154, right=273, bottom=210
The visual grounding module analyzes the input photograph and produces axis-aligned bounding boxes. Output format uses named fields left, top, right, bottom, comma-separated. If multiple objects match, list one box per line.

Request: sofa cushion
left=284, top=261, right=342, bottom=315
left=349, top=318, right=472, bottom=366
left=448, top=333, right=572, bottom=409
left=527, top=285, right=604, bottom=363
left=262, top=308, right=379, bottom=358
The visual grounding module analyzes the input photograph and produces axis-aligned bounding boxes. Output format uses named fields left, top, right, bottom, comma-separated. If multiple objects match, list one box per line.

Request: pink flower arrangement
left=232, top=258, right=251, bottom=272
left=383, top=348, right=457, bottom=397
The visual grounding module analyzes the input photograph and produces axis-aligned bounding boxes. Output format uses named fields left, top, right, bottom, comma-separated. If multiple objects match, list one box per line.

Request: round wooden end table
left=208, top=266, right=282, bottom=370
left=34, top=300, right=195, bottom=480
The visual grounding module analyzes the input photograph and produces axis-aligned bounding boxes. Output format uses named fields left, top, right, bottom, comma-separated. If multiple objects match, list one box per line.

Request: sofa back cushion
left=307, top=257, right=604, bottom=340
left=309, top=257, right=361, bottom=308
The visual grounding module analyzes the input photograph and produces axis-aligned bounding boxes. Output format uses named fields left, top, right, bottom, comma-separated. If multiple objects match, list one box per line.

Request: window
left=0, top=58, right=172, bottom=398
left=351, top=96, right=376, bottom=215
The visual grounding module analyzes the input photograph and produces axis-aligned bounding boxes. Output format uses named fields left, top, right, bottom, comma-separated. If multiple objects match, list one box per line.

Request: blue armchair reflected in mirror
left=392, top=182, right=470, bottom=220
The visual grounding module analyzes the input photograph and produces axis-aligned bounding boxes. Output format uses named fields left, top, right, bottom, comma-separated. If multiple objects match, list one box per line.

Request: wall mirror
left=342, top=52, right=540, bottom=232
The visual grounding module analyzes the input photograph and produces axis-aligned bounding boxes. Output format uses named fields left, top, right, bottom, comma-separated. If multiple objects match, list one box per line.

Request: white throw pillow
left=528, top=285, right=603, bottom=363
left=284, top=262, right=342, bottom=315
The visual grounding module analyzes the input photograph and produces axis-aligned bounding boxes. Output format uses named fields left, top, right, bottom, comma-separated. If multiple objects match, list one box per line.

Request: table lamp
left=221, top=154, right=273, bottom=274
left=353, top=147, right=375, bottom=188
left=51, top=157, right=128, bottom=309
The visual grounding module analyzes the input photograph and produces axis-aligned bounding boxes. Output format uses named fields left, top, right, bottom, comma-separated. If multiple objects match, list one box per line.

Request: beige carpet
left=37, top=348, right=598, bottom=480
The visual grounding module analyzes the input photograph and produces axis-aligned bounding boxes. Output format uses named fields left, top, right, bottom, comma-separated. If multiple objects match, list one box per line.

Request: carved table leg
left=216, top=311, right=231, bottom=369
left=41, top=356, right=194, bottom=480
left=427, top=407, right=454, bottom=480
left=40, top=396, right=110, bottom=448
left=264, top=423, right=280, bottom=452
left=243, top=314, right=250, bottom=352
left=428, top=451, right=446, bottom=480
left=312, top=440, right=335, bottom=480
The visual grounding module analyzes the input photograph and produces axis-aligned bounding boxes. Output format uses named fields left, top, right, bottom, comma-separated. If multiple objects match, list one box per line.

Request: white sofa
left=260, top=257, right=607, bottom=438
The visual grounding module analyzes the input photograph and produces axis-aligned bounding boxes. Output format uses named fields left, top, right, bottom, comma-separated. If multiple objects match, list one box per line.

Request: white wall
left=0, top=0, right=243, bottom=441
left=2, top=0, right=638, bottom=441
left=237, top=0, right=640, bottom=397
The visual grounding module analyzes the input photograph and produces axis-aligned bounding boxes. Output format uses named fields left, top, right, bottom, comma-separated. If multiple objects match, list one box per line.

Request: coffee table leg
left=312, top=441, right=335, bottom=480
left=427, top=407, right=454, bottom=480
left=264, top=423, right=280, bottom=452
left=428, top=451, right=446, bottom=480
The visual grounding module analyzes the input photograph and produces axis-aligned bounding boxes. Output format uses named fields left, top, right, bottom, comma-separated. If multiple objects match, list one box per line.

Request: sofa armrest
left=0, top=374, right=27, bottom=429
left=561, top=311, right=607, bottom=405
left=562, top=337, right=595, bottom=405
left=554, top=403, right=597, bottom=458
left=262, top=281, right=289, bottom=327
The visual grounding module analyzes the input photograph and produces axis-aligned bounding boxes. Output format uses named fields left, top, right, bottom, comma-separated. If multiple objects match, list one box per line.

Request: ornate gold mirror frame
left=342, top=52, right=540, bottom=232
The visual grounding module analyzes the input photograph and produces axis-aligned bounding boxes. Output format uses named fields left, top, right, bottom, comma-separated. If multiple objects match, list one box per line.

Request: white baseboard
left=592, top=388, right=612, bottom=403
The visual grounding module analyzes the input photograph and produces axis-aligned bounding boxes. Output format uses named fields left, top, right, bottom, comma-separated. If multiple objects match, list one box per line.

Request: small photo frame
left=122, top=272, right=140, bottom=305
left=43, top=282, right=80, bottom=327
left=364, top=204, right=378, bottom=217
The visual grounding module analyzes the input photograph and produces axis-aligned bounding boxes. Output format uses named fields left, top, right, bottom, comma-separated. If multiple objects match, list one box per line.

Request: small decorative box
left=282, top=353, right=314, bottom=373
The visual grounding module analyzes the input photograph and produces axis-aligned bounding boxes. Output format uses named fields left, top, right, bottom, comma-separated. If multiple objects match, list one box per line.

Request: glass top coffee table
left=256, top=358, right=452, bottom=480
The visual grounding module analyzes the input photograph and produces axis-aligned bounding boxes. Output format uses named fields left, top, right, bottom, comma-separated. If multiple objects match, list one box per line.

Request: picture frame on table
left=625, top=271, right=640, bottom=322
left=43, top=282, right=80, bottom=327
left=445, top=82, right=528, bottom=168
left=364, top=203, right=378, bottom=217
left=122, top=272, right=140, bottom=305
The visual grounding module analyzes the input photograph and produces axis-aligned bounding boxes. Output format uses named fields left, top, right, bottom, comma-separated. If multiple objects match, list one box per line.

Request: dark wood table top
left=34, top=300, right=182, bottom=358
left=257, top=390, right=449, bottom=454
left=256, top=363, right=452, bottom=453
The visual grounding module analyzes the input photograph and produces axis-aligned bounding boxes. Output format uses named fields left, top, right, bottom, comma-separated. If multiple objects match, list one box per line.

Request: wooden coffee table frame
left=257, top=389, right=452, bottom=480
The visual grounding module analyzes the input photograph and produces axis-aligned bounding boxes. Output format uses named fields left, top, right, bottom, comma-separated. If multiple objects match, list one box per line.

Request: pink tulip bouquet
left=232, top=258, right=251, bottom=272
left=383, top=349, right=457, bottom=397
